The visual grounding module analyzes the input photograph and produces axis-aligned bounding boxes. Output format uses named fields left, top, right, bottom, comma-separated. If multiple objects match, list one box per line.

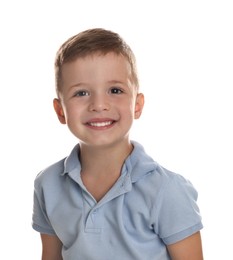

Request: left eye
left=74, top=90, right=89, bottom=97
left=110, top=88, right=123, bottom=94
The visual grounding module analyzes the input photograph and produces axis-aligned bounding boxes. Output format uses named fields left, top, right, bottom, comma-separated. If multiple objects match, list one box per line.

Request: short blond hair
left=54, top=28, right=139, bottom=95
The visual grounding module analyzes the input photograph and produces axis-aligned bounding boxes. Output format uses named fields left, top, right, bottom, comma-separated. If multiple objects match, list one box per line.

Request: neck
left=79, top=140, right=133, bottom=176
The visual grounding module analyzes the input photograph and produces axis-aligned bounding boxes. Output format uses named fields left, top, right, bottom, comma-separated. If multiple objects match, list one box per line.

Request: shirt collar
left=125, top=141, right=158, bottom=182
left=60, top=144, right=81, bottom=176
left=60, top=141, right=157, bottom=182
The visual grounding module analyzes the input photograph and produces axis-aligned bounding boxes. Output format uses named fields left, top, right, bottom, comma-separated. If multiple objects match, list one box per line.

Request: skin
left=167, top=231, right=203, bottom=259
left=41, top=52, right=203, bottom=259
left=41, top=234, right=62, bottom=260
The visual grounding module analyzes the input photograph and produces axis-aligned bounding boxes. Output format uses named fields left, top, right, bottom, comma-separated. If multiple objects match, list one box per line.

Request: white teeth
left=89, top=121, right=112, bottom=127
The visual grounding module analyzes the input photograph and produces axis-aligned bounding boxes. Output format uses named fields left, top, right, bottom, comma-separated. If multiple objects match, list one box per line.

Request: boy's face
left=53, top=52, right=144, bottom=148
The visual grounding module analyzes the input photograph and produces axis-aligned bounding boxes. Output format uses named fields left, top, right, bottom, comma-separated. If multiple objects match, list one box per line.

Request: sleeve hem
left=32, top=223, right=56, bottom=235
left=162, top=222, right=203, bottom=245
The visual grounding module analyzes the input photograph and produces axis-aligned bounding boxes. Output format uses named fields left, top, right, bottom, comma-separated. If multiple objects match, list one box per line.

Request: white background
left=1, top=0, right=232, bottom=259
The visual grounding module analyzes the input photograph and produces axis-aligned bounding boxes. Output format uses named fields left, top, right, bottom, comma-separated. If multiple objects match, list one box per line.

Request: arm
left=40, top=233, right=63, bottom=260
left=167, top=231, right=203, bottom=260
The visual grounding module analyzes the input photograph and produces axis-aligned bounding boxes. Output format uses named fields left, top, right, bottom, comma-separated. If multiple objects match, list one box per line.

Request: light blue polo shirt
left=32, top=141, right=203, bottom=260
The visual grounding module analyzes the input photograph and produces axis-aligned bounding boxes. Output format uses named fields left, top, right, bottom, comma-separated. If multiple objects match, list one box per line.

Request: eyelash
left=74, top=90, right=89, bottom=97
left=109, top=87, right=124, bottom=94
left=73, top=87, right=124, bottom=97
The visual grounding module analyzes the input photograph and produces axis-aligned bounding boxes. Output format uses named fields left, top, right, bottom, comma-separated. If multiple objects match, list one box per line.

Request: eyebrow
left=69, top=82, right=88, bottom=89
left=70, top=80, right=126, bottom=89
left=106, top=80, right=126, bottom=85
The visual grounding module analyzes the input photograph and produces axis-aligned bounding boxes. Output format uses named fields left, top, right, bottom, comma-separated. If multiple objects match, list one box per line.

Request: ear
left=134, top=93, right=144, bottom=119
left=53, top=98, right=66, bottom=124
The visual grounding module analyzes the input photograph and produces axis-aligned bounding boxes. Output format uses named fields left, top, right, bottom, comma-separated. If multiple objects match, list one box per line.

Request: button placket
left=83, top=173, right=132, bottom=233
left=85, top=207, right=102, bottom=233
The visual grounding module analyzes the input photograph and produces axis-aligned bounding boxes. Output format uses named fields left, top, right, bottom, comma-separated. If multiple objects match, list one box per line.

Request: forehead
left=61, top=52, right=132, bottom=84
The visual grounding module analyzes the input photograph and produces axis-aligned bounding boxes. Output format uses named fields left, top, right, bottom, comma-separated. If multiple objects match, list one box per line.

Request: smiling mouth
left=87, top=120, right=115, bottom=128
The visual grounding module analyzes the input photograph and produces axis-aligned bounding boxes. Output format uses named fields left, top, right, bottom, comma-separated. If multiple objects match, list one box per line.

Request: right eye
left=74, top=90, right=89, bottom=97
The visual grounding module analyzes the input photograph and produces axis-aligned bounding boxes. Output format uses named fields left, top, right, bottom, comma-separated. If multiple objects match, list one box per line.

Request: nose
left=88, top=93, right=110, bottom=112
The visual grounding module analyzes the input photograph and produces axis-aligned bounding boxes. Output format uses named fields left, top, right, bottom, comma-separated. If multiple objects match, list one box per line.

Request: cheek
left=120, top=101, right=135, bottom=121
left=63, top=105, right=79, bottom=122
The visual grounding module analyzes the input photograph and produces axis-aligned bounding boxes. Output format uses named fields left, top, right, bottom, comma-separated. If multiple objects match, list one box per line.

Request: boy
left=32, top=28, right=203, bottom=259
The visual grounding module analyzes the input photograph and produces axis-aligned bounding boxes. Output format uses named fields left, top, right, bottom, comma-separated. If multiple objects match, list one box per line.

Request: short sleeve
left=32, top=180, right=56, bottom=235
left=153, top=173, right=203, bottom=245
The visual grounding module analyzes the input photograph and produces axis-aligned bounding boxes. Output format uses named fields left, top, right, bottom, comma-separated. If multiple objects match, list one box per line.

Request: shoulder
left=129, top=141, right=199, bottom=211
left=34, top=144, right=80, bottom=190
left=34, top=157, right=66, bottom=190
left=154, top=165, right=197, bottom=193
left=130, top=141, right=191, bottom=189
left=131, top=141, right=196, bottom=184
left=154, top=165, right=198, bottom=205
